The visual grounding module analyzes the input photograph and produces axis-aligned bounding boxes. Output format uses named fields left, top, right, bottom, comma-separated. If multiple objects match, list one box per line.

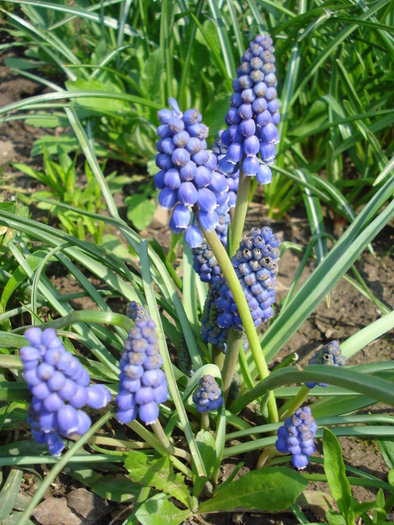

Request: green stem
left=256, top=445, right=281, bottom=469
left=221, top=329, right=242, bottom=401
left=19, top=409, right=116, bottom=525
left=201, top=227, right=278, bottom=423
left=238, top=340, right=254, bottom=391
left=229, top=171, right=251, bottom=257
left=151, top=419, right=192, bottom=464
left=212, top=345, right=225, bottom=369
left=279, top=385, right=310, bottom=420
left=201, top=412, right=210, bottom=431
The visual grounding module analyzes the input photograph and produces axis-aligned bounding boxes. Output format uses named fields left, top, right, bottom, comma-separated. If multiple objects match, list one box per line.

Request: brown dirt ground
left=1, top=28, right=393, bottom=525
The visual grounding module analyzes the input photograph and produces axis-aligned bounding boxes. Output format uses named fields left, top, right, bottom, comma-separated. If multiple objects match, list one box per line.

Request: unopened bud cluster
left=117, top=302, right=168, bottom=425
left=177, top=331, right=194, bottom=377
left=216, top=227, right=280, bottom=331
left=192, top=240, right=222, bottom=283
left=21, top=327, right=111, bottom=456
left=200, top=281, right=229, bottom=352
left=219, top=35, right=280, bottom=183
left=155, top=99, right=230, bottom=247
left=192, top=375, right=223, bottom=413
left=275, top=406, right=317, bottom=469
left=306, top=341, right=346, bottom=388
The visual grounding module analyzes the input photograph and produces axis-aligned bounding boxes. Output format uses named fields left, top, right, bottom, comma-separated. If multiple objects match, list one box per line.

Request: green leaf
left=195, top=430, right=216, bottom=481
left=135, top=494, right=191, bottom=525
left=140, top=49, right=163, bottom=104
left=125, top=451, right=191, bottom=508
left=65, top=78, right=129, bottom=112
left=376, top=439, right=394, bottom=470
left=323, top=428, right=354, bottom=524
left=198, top=467, right=307, bottom=513
left=388, top=470, right=394, bottom=486
left=0, top=469, right=23, bottom=520
left=90, top=475, right=141, bottom=503
left=125, top=194, right=156, bottom=231
left=0, top=250, right=48, bottom=311
left=326, top=510, right=347, bottom=525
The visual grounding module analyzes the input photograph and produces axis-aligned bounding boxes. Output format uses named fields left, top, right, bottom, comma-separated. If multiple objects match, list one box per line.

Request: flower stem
left=200, top=227, right=278, bottom=423
left=212, top=345, right=225, bottom=369
left=279, top=385, right=310, bottom=420
left=201, top=412, right=210, bottom=431
left=230, top=171, right=251, bottom=257
left=221, top=329, right=242, bottom=401
left=256, top=446, right=280, bottom=469
left=151, top=419, right=192, bottom=464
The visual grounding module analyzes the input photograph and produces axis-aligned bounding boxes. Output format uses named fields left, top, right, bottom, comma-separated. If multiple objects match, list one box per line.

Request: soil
left=1, top=27, right=393, bottom=525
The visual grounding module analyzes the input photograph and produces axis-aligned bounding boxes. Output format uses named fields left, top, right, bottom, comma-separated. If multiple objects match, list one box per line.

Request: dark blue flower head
left=117, top=302, right=168, bottom=425
left=192, top=375, right=223, bottom=413
left=306, top=341, right=346, bottom=388
left=275, top=406, right=317, bottom=469
left=200, top=280, right=229, bottom=352
left=192, top=241, right=222, bottom=283
left=20, top=327, right=111, bottom=456
left=177, top=331, right=194, bottom=377
left=220, top=35, right=280, bottom=183
left=215, top=226, right=280, bottom=331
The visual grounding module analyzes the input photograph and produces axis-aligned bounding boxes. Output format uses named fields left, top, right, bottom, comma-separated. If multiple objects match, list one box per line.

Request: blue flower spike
left=200, top=280, right=229, bottom=352
left=193, top=375, right=223, bottom=413
left=21, top=327, right=111, bottom=456
left=306, top=341, right=346, bottom=388
left=117, top=302, right=168, bottom=425
left=275, top=406, right=317, bottom=469
left=215, top=226, right=280, bottom=331
left=156, top=99, right=231, bottom=248
left=220, top=35, right=280, bottom=184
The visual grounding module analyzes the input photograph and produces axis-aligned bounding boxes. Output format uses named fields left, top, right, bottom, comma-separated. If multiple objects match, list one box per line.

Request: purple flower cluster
left=219, top=35, right=280, bottom=184
left=155, top=98, right=230, bottom=247
left=116, top=302, right=168, bottom=425
left=21, top=327, right=111, bottom=456
left=215, top=227, right=280, bottom=331
left=192, top=241, right=222, bottom=283
left=192, top=375, right=223, bottom=413
left=306, top=341, right=346, bottom=388
left=200, top=280, right=229, bottom=352
left=275, top=406, right=317, bottom=469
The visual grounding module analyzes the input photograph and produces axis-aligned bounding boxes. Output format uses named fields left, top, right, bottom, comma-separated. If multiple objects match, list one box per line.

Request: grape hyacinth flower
left=275, top=406, right=317, bottom=469
left=200, top=280, right=229, bottom=352
left=220, top=34, right=280, bottom=184
left=177, top=332, right=194, bottom=377
left=212, top=130, right=239, bottom=211
left=20, top=327, right=111, bottom=456
left=117, top=302, right=168, bottom=425
left=306, top=341, right=346, bottom=388
left=215, top=226, right=280, bottom=331
left=192, top=375, right=223, bottom=413
left=192, top=240, right=222, bottom=283
left=155, top=99, right=230, bottom=247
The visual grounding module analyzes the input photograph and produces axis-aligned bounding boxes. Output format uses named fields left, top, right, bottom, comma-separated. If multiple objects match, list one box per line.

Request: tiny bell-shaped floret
left=20, top=327, right=111, bottom=456
left=305, top=341, right=346, bottom=388
left=117, top=302, right=168, bottom=425
left=275, top=406, right=317, bottom=469
left=193, top=375, right=223, bottom=413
